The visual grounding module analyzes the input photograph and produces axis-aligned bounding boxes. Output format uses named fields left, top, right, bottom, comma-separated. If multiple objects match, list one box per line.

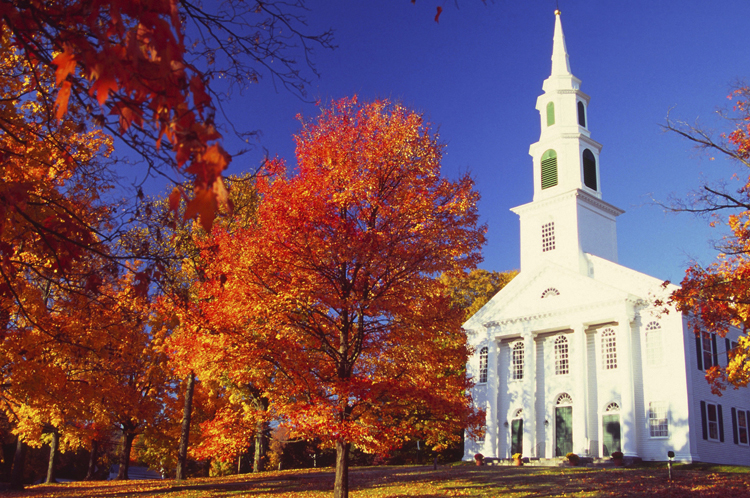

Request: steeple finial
left=550, top=10, right=571, bottom=76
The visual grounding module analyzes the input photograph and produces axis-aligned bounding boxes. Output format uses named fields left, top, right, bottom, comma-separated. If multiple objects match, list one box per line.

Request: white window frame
left=706, top=402, right=720, bottom=442
left=738, top=409, right=749, bottom=446
left=648, top=401, right=669, bottom=438
left=478, top=346, right=488, bottom=384
left=511, top=342, right=524, bottom=381
left=602, top=328, right=617, bottom=370
left=554, top=335, right=569, bottom=375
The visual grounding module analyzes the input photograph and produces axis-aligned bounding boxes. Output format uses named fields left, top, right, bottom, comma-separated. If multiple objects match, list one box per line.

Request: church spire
left=511, top=10, right=623, bottom=274
left=550, top=10, right=571, bottom=77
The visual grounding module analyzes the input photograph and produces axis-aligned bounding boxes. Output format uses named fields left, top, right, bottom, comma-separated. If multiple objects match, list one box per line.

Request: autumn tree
left=440, top=269, right=518, bottom=320
left=186, top=97, right=485, bottom=498
left=124, top=174, right=260, bottom=479
left=665, top=85, right=750, bottom=392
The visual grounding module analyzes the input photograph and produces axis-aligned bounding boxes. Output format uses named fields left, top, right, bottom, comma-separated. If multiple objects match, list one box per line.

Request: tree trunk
left=175, top=371, right=195, bottom=481
left=116, top=432, right=136, bottom=480
left=85, top=440, right=98, bottom=480
left=10, top=435, right=26, bottom=490
left=333, top=440, right=350, bottom=498
left=45, top=428, right=60, bottom=484
left=253, top=420, right=267, bottom=473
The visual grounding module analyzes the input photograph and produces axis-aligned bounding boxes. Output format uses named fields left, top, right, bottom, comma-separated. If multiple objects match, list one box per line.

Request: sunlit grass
left=1, top=462, right=749, bottom=497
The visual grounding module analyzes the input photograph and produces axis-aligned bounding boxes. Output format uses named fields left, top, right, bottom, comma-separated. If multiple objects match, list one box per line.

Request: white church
left=463, top=10, right=750, bottom=465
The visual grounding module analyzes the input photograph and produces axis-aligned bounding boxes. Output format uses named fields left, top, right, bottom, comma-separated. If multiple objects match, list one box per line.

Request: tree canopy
left=177, top=97, right=485, bottom=497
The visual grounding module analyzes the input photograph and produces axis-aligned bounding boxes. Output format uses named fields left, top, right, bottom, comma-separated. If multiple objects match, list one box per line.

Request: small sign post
left=667, top=450, right=675, bottom=482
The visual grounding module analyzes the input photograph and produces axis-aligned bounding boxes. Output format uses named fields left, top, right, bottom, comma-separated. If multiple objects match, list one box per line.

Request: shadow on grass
left=1, top=463, right=749, bottom=497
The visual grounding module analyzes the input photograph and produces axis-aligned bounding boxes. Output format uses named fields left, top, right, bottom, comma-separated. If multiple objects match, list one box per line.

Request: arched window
left=645, top=322, right=662, bottom=367
left=605, top=402, right=620, bottom=412
left=513, top=408, right=523, bottom=418
left=512, top=342, right=524, bottom=380
left=546, top=102, right=555, bottom=126
left=555, top=336, right=569, bottom=375
left=602, top=328, right=617, bottom=370
left=577, top=101, right=586, bottom=127
left=582, top=149, right=597, bottom=191
left=541, top=222, right=556, bottom=252
left=541, top=288, right=560, bottom=298
left=541, top=149, right=558, bottom=189
left=557, top=393, right=573, bottom=406
left=478, top=346, right=488, bottom=383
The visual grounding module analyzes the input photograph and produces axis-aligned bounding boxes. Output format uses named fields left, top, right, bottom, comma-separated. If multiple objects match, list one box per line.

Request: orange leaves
left=187, top=97, right=484, bottom=468
left=7, top=0, right=230, bottom=230
left=52, top=47, right=76, bottom=86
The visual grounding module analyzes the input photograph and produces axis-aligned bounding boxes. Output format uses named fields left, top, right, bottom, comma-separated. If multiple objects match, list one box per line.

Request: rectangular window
left=542, top=222, right=555, bottom=252
left=701, top=401, right=724, bottom=442
left=648, top=401, right=669, bottom=438
left=478, top=347, right=488, bottom=384
left=707, top=403, right=720, bottom=441
left=703, top=336, right=714, bottom=369
left=512, top=343, right=524, bottom=381
left=555, top=337, right=569, bottom=375
left=602, top=329, right=617, bottom=370
left=738, top=410, right=748, bottom=445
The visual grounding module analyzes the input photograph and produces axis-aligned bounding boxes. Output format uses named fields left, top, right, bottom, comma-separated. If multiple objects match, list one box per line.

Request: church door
left=602, top=414, right=621, bottom=456
left=555, top=406, right=573, bottom=456
left=511, top=418, right=523, bottom=456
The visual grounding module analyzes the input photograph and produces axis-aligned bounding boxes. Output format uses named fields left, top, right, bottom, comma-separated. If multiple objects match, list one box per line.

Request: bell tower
left=511, top=10, right=624, bottom=275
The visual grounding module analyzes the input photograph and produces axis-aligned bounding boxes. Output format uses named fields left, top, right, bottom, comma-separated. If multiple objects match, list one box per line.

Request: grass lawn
left=1, top=462, right=749, bottom=497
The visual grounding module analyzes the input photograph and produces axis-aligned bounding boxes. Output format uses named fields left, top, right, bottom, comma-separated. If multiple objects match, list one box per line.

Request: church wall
left=632, top=310, right=692, bottom=462
left=577, top=202, right=617, bottom=263
left=684, top=319, right=750, bottom=465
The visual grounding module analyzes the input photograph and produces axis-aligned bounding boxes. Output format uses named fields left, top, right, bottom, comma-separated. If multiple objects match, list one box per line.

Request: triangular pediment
left=463, top=257, right=667, bottom=333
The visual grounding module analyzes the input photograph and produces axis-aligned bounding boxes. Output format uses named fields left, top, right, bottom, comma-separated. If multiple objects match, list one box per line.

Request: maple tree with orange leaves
left=182, top=97, right=486, bottom=498
left=665, top=85, right=750, bottom=393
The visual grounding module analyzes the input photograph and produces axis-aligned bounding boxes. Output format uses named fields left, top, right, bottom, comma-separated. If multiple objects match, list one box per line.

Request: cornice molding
left=483, top=295, right=641, bottom=330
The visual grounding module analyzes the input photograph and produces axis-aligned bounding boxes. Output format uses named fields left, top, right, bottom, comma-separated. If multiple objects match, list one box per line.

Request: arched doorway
left=555, top=393, right=573, bottom=456
left=602, top=402, right=621, bottom=457
left=511, top=409, right=523, bottom=456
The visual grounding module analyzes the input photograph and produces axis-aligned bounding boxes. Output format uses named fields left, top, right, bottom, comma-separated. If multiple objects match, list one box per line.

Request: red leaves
left=51, top=47, right=76, bottom=85
left=9, top=0, right=230, bottom=230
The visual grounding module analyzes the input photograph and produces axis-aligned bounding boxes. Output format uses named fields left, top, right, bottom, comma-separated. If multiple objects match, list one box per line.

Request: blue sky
left=185, top=0, right=750, bottom=284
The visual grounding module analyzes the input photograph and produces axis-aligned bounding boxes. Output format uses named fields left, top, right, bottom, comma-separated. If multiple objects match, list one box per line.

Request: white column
left=523, top=331, right=536, bottom=457
left=619, top=308, right=638, bottom=457
left=486, top=337, right=500, bottom=458
left=572, top=323, right=588, bottom=456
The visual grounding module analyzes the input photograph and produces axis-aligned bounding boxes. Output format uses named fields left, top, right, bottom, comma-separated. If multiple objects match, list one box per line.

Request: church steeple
left=511, top=11, right=623, bottom=274
left=550, top=10, right=572, bottom=78
left=530, top=9, right=600, bottom=202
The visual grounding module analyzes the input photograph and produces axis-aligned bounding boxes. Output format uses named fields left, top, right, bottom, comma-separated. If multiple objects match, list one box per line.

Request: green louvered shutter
left=541, top=150, right=558, bottom=189
left=546, top=102, right=555, bottom=126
